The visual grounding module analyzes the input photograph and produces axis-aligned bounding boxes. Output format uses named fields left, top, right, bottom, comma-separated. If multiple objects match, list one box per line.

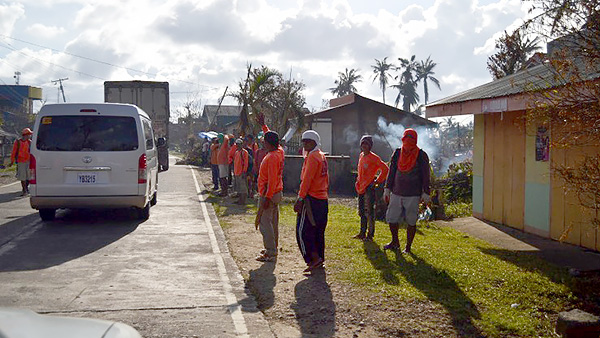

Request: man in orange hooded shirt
left=354, top=135, right=389, bottom=241
left=255, top=130, right=284, bottom=262
left=293, top=130, right=329, bottom=273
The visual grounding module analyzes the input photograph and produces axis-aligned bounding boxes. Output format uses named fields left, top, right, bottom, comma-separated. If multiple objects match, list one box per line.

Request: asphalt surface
left=0, top=157, right=273, bottom=337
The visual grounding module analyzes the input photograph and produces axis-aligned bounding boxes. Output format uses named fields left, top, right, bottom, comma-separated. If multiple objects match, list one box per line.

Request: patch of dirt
left=195, top=168, right=466, bottom=337
left=0, top=172, right=17, bottom=186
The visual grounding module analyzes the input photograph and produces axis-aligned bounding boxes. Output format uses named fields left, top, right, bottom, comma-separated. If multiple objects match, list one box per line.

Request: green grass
left=0, top=165, right=15, bottom=174
left=445, top=201, right=473, bottom=218
left=276, top=202, right=575, bottom=337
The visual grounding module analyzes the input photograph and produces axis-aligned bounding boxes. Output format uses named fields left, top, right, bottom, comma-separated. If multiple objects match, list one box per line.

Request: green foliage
left=445, top=202, right=473, bottom=219
left=441, top=160, right=473, bottom=204
left=231, top=64, right=306, bottom=136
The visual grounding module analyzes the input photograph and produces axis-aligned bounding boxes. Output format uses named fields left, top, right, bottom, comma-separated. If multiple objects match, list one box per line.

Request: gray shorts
left=16, top=162, right=29, bottom=181
left=218, top=164, right=228, bottom=178
left=386, top=194, right=420, bottom=226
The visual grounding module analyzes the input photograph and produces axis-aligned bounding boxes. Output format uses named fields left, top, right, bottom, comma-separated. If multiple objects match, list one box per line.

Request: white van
left=29, top=103, right=162, bottom=221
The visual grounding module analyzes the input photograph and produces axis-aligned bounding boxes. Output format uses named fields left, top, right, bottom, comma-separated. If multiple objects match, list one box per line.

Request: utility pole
left=52, top=78, right=69, bottom=102
left=13, top=71, right=21, bottom=85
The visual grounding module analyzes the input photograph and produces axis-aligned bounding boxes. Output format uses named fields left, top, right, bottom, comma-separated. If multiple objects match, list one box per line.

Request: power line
left=0, top=34, right=221, bottom=89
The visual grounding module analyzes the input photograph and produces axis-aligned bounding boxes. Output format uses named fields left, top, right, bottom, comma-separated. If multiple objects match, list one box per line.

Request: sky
left=0, top=0, right=540, bottom=123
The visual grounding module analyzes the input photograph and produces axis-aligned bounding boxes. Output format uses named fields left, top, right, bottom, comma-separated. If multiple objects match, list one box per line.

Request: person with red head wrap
left=383, top=128, right=431, bottom=254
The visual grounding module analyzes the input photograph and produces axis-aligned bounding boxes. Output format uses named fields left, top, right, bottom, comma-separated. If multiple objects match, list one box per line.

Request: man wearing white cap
left=294, top=130, right=329, bottom=273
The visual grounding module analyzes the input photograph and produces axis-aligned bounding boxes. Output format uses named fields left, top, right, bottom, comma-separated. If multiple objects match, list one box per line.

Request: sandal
left=303, top=258, right=324, bottom=273
left=255, top=253, right=275, bottom=262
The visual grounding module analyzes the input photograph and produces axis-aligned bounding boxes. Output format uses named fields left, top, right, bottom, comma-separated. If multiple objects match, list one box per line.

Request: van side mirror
left=156, top=137, right=166, bottom=147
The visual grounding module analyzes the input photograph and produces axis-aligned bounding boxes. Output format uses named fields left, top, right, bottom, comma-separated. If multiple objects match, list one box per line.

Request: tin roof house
left=426, top=42, right=600, bottom=251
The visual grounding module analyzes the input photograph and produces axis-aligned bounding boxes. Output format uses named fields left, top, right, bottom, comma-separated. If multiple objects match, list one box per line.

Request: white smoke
left=342, top=125, right=359, bottom=146
left=375, top=116, right=439, bottom=167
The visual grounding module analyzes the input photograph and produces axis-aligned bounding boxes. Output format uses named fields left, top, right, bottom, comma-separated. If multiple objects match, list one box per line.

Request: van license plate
left=78, top=173, right=97, bottom=184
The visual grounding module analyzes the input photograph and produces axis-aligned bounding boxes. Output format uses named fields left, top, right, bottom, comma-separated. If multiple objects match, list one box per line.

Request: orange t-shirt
left=355, top=152, right=389, bottom=195
left=299, top=149, right=328, bottom=200
left=233, top=148, right=249, bottom=176
left=210, top=144, right=219, bottom=165
left=228, top=144, right=237, bottom=164
left=216, top=136, right=230, bottom=165
left=258, top=149, right=284, bottom=199
left=11, top=138, right=31, bottom=163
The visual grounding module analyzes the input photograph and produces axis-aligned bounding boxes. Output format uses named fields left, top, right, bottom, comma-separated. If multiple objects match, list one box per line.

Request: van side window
left=142, top=118, right=154, bottom=150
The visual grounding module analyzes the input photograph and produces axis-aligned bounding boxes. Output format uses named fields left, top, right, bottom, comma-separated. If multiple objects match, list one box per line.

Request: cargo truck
left=104, top=80, right=170, bottom=171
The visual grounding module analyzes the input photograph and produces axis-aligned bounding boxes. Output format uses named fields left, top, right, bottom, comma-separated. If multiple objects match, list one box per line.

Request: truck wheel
left=39, top=209, right=56, bottom=221
left=138, top=203, right=150, bottom=220
left=150, top=191, right=157, bottom=206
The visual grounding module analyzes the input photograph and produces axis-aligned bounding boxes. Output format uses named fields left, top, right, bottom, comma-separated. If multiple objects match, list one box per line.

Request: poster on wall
left=536, top=127, right=549, bottom=161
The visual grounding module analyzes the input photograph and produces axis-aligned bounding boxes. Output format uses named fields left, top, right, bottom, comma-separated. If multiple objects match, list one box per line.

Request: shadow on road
left=0, top=208, right=141, bottom=272
left=292, top=271, right=336, bottom=337
left=0, top=191, right=26, bottom=204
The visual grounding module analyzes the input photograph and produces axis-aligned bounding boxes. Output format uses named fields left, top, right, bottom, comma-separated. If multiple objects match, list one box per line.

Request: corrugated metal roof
left=310, top=93, right=437, bottom=126
left=427, top=59, right=600, bottom=107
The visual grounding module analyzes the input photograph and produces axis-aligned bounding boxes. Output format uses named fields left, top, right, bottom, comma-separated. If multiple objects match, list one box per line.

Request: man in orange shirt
left=233, top=138, right=249, bottom=204
left=293, top=130, right=329, bottom=273
left=209, top=138, right=220, bottom=190
left=216, top=133, right=230, bottom=196
left=10, top=128, right=33, bottom=196
left=255, top=131, right=284, bottom=262
left=228, top=137, right=239, bottom=196
left=354, top=135, right=389, bottom=241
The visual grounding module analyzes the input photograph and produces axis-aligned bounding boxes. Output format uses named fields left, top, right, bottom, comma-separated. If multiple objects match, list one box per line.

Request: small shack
left=426, top=58, right=600, bottom=251
left=307, top=93, right=436, bottom=166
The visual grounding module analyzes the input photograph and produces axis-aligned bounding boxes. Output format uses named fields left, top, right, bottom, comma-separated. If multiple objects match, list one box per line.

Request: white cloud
left=0, top=3, right=25, bottom=39
left=25, top=23, right=66, bottom=39
left=0, top=0, right=535, bottom=112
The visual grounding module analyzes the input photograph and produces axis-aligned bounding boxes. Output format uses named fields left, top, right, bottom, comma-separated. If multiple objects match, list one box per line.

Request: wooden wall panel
left=491, top=113, right=504, bottom=224
left=509, top=112, right=526, bottom=229
left=483, top=114, right=495, bottom=220
left=550, top=147, right=566, bottom=241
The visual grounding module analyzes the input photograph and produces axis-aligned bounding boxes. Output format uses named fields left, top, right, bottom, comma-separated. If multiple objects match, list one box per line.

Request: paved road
left=0, top=157, right=273, bottom=337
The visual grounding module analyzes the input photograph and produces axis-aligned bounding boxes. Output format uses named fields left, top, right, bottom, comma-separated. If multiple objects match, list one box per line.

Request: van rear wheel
left=138, top=203, right=150, bottom=220
left=39, top=209, right=56, bottom=221
left=150, top=191, right=157, bottom=206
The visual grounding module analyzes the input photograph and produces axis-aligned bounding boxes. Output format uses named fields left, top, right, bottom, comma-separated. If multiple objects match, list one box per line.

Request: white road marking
left=0, top=181, right=20, bottom=189
left=189, top=166, right=249, bottom=337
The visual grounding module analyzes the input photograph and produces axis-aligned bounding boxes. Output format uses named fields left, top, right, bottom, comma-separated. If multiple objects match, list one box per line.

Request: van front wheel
left=39, top=209, right=56, bottom=221
left=138, top=203, right=150, bottom=220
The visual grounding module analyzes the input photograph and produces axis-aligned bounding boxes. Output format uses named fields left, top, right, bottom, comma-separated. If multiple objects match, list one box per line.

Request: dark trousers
left=296, top=196, right=328, bottom=264
left=211, top=164, right=219, bottom=189
left=358, top=184, right=376, bottom=238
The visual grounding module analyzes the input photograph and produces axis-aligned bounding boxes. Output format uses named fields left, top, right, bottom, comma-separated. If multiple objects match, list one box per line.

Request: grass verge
left=280, top=202, right=577, bottom=337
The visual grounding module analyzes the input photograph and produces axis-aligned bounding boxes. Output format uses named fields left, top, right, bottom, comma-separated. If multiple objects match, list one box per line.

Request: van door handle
left=64, top=166, right=111, bottom=171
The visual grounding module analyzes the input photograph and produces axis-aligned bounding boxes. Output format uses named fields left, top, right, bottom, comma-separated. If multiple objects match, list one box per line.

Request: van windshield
left=36, top=115, right=138, bottom=151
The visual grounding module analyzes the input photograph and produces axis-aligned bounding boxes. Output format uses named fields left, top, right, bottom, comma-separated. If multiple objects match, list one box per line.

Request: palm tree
left=416, top=56, right=441, bottom=105
left=230, top=64, right=278, bottom=135
left=394, top=55, right=420, bottom=112
left=371, top=57, right=394, bottom=104
left=392, top=80, right=420, bottom=113
left=330, top=68, right=362, bottom=97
